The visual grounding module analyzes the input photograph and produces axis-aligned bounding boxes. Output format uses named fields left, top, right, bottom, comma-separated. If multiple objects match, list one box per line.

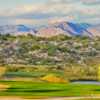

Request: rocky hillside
left=0, top=34, right=100, bottom=66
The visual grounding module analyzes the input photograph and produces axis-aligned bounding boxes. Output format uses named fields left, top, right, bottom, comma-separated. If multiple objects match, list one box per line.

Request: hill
left=0, top=34, right=100, bottom=66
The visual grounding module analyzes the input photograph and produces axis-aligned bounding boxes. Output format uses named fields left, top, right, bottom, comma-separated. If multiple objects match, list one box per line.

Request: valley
left=0, top=32, right=100, bottom=99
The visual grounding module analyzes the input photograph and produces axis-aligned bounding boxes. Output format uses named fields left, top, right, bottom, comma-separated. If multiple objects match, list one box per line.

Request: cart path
left=37, top=96, right=100, bottom=100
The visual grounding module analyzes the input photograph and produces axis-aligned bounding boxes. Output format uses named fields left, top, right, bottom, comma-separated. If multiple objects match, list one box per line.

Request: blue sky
left=0, top=0, right=100, bottom=26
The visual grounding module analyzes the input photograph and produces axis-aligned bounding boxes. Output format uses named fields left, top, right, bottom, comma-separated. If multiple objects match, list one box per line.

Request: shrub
left=98, top=65, right=100, bottom=81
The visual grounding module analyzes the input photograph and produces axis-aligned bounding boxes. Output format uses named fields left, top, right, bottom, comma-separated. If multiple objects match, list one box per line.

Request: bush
left=98, top=65, right=100, bottom=81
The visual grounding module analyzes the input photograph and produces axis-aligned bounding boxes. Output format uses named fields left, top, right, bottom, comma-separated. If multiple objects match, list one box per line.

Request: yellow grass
left=41, top=74, right=68, bottom=83
left=0, top=66, right=6, bottom=77
left=0, top=84, right=10, bottom=91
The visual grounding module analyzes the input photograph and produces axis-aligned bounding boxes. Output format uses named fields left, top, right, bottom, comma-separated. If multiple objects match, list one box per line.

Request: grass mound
left=41, top=74, right=68, bottom=83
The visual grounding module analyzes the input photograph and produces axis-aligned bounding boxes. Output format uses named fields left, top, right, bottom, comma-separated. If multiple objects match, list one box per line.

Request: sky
left=0, top=0, right=100, bottom=26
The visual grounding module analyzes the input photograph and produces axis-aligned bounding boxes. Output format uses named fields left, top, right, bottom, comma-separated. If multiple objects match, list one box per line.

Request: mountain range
left=0, top=25, right=36, bottom=35
left=0, top=22, right=100, bottom=37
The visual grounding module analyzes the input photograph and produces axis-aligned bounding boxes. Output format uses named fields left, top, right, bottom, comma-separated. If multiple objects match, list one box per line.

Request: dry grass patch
left=41, top=74, right=68, bottom=83
left=0, top=66, right=6, bottom=77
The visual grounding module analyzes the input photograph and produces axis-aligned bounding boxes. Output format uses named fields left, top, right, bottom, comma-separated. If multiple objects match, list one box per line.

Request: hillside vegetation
left=0, top=34, right=100, bottom=80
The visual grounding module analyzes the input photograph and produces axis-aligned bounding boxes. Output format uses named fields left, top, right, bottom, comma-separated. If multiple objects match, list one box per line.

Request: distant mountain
left=0, top=22, right=100, bottom=37
left=36, top=26, right=71, bottom=38
left=0, top=25, right=36, bottom=35
left=35, top=22, right=94, bottom=38
left=53, top=22, right=93, bottom=37
left=87, top=25, right=100, bottom=37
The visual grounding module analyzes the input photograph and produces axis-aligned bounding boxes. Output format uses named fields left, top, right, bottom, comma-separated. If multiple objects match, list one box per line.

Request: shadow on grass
left=93, top=89, right=100, bottom=92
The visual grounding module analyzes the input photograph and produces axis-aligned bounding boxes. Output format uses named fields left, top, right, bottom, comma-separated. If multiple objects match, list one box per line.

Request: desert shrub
left=64, top=64, right=97, bottom=80
left=36, top=65, right=49, bottom=72
left=41, top=74, right=68, bottom=83
left=98, top=65, right=100, bottom=81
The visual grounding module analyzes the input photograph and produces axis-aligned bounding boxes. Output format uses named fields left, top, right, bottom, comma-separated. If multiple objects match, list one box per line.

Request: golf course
left=0, top=34, right=100, bottom=99
left=0, top=80, right=100, bottom=99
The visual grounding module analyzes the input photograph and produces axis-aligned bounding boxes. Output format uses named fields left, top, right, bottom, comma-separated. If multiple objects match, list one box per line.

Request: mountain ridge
left=0, top=22, right=99, bottom=37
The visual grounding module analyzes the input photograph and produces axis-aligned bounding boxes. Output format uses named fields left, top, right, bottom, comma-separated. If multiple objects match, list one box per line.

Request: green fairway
left=0, top=81, right=100, bottom=98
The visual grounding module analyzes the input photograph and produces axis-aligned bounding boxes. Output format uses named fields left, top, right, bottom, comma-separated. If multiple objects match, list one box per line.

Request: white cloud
left=81, top=0, right=100, bottom=4
left=0, top=0, right=100, bottom=25
left=1, top=0, right=99, bottom=16
left=15, top=18, right=47, bottom=26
